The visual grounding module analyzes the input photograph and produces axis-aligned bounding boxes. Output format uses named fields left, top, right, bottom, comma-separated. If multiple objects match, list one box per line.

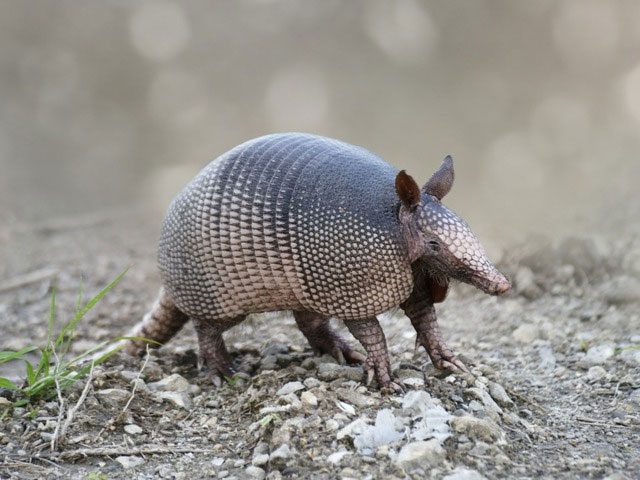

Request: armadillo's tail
left=124, top=288, right=189, bottom=357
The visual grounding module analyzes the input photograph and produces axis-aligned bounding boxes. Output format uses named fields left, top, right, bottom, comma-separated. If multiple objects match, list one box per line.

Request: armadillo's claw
left=335, top=349, right=346, bottom=366
left=435, top=358, right=469, bottom=374
left=381, top=381, right=404, bottom=395
left=365, top=367, right=375, bottom=386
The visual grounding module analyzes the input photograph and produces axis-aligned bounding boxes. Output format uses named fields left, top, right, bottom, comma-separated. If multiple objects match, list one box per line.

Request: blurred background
left=1, top=0, right=639, bottom=252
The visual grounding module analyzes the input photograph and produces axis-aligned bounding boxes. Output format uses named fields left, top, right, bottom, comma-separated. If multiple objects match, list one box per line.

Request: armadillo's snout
left=470, top=266, right=511, bottom=296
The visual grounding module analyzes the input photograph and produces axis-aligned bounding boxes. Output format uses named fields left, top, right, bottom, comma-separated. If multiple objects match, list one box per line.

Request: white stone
left=245, top=466, right=266, bottom=480
left=335, top=400, right=356, bottom=416
left=270, top=444, right=292, bottom=462
left=443, top=467, right=488, bottom=480
left=211, top=457, right=225, bottom=466
left=148, top=373, right=191, bottom=393
left=581, top=344, right=615, bottom=367
left=276, top=381, right=304, bottom=396
left=124, top=424, right=143, bottom=435
left=586, top=365, right=607, bottom=382
left=252, top=453, right=269, bottom=466
left=352, top=409, right=404, bottom=455
left=326, top=450, right=352, bottom=465
left=155, top=391, right=192, bottom=409
left=115, top=456, right=144, bottom=469
left=300, top=391, right=318, bottom=408
left=395, top=440, right=445, bottom=471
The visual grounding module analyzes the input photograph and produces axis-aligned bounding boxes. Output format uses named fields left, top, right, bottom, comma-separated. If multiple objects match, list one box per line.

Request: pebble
left=512, top=323, right=541, bottom=344
left=337, top=389, right=375, bottom=408
left=618, top=348, right=640, bottom=367
left=303, top=377, right=321, bottom=389
left=450, top=416, right=504, bottom=443
left=488, top=382, right=513, bottom=407
left=466, top=387, right=503, bottom=418
left=124, top=424, right=143, bottom=435
left=154, top=391, right=192, bottom=409
left=443, top=467, right=488, bottom=480
left=300, top=391, right=318, bottom=408
left=579, top=344, right=615, bottom=368
left=245, top=466, right=266, bottom=480
left=252, top=454, right=270, bottom=466
left=352, top=410, right=404, bottom=455
left=600, top=276, right=640, bottom=305
left=326, top=450, right=352, bottom=465
left=277, top=381, right=304, bottom=396
left=514, top=266, right=542, bottom=299
left=95, top=388, right=130, bottom=408
left=211, top=457, right=225, bottom=466
left=115, top=456, right=145, bottom=469
left=586, top=366, right=607, bottom=382
left=317, top=363, right=363, bottom=382
left=395, top=439, right=446, bottom=471
left=270, top=444, right=292, bottom=462
left=335, top=400, right=356, bottom=416
left=148, top=374, right=192, bottom=393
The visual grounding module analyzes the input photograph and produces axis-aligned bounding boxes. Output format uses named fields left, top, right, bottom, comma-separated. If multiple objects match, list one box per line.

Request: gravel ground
left=0, top=211, right=638, bottom=479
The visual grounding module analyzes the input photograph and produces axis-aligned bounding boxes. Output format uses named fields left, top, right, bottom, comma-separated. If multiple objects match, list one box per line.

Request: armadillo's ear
left=395, top=170, right=421, bottom=210
left=423, top=155, right=454, bottom=200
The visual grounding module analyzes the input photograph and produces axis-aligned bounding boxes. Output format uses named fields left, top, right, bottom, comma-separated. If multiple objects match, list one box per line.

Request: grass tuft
left=0, top=270, right=131, bottom=406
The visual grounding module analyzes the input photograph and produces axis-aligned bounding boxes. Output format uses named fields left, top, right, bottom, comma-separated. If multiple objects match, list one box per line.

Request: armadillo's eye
left=428, top=240, right=440, bottom=252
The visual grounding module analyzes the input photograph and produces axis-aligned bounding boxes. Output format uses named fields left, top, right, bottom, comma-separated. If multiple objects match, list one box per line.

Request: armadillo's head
left=395, top=156, right=511, bottom=296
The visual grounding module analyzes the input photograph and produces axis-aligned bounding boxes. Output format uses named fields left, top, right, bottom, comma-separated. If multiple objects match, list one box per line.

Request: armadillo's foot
left=409, top=308, right=470, bottom=374
left=293, top=311, right=366, bottom=365
left=193, top=318, right=238, bottom=387
left=345, top=317, right=403, bottom=394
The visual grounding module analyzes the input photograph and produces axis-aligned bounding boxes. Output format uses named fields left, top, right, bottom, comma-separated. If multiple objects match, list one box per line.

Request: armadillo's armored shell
left=159, top=133, right=413, bottom=322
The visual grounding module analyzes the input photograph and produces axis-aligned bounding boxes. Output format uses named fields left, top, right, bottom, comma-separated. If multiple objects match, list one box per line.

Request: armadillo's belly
left=158, top=133, right=414, bottom=321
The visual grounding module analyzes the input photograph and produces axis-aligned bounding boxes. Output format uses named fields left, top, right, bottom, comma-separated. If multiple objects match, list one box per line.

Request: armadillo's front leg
left=345, top=317, right=403, bottom=394
left=293, top=311, right=366, bottom=365
left=401, top=301, right=469, bottom=373
left=193, top=318, right=242, bottom=387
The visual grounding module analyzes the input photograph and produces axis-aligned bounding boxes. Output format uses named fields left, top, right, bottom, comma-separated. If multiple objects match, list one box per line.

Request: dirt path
left=0, top=212, right=638, bottom=479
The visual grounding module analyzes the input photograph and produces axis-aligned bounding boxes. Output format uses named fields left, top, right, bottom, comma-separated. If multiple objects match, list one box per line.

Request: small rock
left=317, top=363, right=363, bottom=382
left=466, top=388, right=503, bottom=418
left=600, top=276, right=640, bottom=305
left=618, top=348, right=640, bottom=367
left=337, top=389, right=375, bottom=408
left=335, top=400, right=356, bottom=416
left=586, top=366, right=607, bottom=382
left=245, top=466, right=266, bottom=480
left=300, top=391, right=318, bottom=408
left=277, top=381, right=304, bottom=396
left=352, top=409, right=404, bottom=455
left=327, top=450, right=352, bottom=465
left=395, top=440, right=446, bottom=472
left=450, top=416, right=504, bottom=443
left=155, top=391, right=192, bottom=409
left=512, top=324, right=541, bottom=344
left=95, top=388, right=130, bottom=408
left=124, top=424, right=143, bottom=435
left=487, top=382, right=513, bottom=407
left=116, top=456, right=145, bottom=469
left=538, top=344, right=556, bottom=371
left=0, top=397, right=12, bottom=407
left=211, top=457, right=225, bottom=466
left=580, top=344, right=615, bottom=368
left=303, top=377, right=321, bottom=389
left=443, top=467, right=488, bottom=480
left=252, top=453, right=269, bottom=467
left=270, top=444, right=292, bottom=462
left=148, top=374, right=191, bottom=393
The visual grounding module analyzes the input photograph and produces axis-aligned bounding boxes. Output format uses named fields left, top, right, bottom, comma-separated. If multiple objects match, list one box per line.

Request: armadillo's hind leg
left=192, top=317, right=244, bottom=387
left=293, top=311, right=365, bottom=365
left=344, top=317, right=403, bottom=394
left=125, top=288, right=189, bottom=356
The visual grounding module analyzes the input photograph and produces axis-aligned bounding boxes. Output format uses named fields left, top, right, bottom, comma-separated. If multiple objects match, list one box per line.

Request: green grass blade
left=0, top=347, right=37, bottom=364
left=48, top=287, right=56, bottom=347
left=0, top=377, right=18, bottom=390
left=25, top=361, right=35, bottom=386
left=56, top=268, right=128, bottom=349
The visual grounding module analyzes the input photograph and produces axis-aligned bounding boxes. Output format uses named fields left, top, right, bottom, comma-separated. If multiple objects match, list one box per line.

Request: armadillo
left=126, top=133, right=510, bottom=392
